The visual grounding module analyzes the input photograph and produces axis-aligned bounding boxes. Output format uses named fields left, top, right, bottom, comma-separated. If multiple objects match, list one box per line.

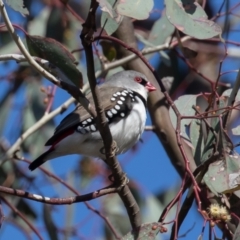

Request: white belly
left=110, top=98, right=146, bottom=154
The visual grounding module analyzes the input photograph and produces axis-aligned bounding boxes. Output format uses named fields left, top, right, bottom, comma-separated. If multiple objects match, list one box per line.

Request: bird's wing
left=45, top=86, right=136, bottom=146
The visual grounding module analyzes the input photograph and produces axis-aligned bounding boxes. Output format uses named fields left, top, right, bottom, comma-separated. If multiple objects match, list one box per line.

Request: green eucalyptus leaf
left=169, top=94, right=197, bottom=140
left=203, top=159, right=227, bottom=196
left=100, top=0, right=123, bottom=35
left=204, top=152, right=240, bottom=195
left=116, top=0, right=153, bottom=20
left=148, top=13, right=175, bottom=46
left=98, top=0, right=117, bottom=18
left=221, top=88, right=240, bottom=101
left=189, top=119, right=204, bottom=166
left=233, top=222, right=240, bottom=240
left=26, top=35, right=83, bottom=88
left=165, top=0, right=222, bottom=39
left=101, top=12, right=122, bottom=35
left=201, top=99, right=227, bottom=163
left=6, top=0, right=29, bottom=16
left=222, top=89, right=240, bottom=136
left=232, top=125, right=240, bottom=136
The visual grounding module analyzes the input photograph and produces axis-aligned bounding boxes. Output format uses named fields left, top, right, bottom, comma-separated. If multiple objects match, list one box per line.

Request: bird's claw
left=108, top=172, right=129, bottom=187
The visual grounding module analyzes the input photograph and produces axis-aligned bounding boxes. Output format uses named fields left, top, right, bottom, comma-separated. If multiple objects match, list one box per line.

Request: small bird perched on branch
left=29, top=70, right=156, bottom=171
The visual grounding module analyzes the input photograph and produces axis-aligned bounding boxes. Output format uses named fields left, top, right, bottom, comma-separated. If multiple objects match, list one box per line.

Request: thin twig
left=1, top=196, right=43, bottom=240
left=0, top=1, right=96, bottom=118
left=4, top=218, right=32, bottom=240
left=0, top=184, right=119, bottom=204
left=45, top=85, right=57, bottom=114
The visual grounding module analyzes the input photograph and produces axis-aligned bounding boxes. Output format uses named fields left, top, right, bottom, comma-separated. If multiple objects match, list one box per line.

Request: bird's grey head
left=104, top=70, right=156, bottom=100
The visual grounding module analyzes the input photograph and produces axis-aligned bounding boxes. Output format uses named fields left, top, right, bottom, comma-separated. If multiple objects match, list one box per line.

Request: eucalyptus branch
left=144, top=125, right=156, bottom=131
left=0, top=185, right=119, bottom=204
left=95, top=41, right=168, bottom=75
left=81, top=0, right=141, bottom=229
left=98, top=36, right=192, bottom=75
left=0, top=53, right=36, bottom=62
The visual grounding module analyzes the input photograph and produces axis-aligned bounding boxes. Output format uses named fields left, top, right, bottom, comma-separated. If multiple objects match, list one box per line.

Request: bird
left=29, top=70, right=156, bottom=171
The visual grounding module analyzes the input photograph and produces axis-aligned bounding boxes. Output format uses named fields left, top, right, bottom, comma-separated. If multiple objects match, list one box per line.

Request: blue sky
left=0, top=0, right=239, bottom=239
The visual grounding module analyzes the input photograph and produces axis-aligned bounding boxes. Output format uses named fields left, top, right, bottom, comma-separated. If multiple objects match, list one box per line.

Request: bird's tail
left=29, top=148, right=55, bottom=171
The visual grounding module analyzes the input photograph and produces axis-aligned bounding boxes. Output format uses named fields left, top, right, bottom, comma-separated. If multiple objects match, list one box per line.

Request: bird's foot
left=108, top=172, right=129, bottom=187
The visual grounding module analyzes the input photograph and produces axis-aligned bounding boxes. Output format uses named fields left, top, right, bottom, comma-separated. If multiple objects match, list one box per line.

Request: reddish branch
left=1, top=196, right=43, bottom=240
left=94, top=34, right=201, bottom=199
left=5, top=218, right=32, bottom=240
left=45, top=85, right=57, bottom=113
left=0, top=185, right=119, bottom=204
left=60, top=0, right=85, bottom=23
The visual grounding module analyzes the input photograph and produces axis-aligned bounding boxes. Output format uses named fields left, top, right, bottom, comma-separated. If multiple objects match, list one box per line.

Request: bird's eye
left=134, top=77, right=142, bottom=83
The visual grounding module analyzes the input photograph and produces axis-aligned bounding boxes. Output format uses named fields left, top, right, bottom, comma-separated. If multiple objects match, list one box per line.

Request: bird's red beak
left=146, top=82, right=156, bottom=92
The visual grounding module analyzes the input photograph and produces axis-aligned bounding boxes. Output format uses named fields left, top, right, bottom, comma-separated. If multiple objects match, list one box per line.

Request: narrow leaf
left=169, top=94, right=197, bottom=140
left=43, top=205, right=58, bottom=240
left=189, top=119, right=204, bottom=166
left=6, top=0, right=29, bottom=16
left=26, top=35, right=83, bottom=88
left=233, top=223, right=240, bottom=240
left=201, top=99, right=227, bottom=163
